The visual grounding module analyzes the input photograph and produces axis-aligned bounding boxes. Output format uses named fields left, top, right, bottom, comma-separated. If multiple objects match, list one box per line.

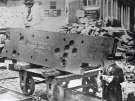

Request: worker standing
left=65, top=0, right=70, bottom=24
left=65, top=0, right=80, bottom=24
left=102, top=63, right=124, bottom=101
left=22, top=0, right=43, bottom=28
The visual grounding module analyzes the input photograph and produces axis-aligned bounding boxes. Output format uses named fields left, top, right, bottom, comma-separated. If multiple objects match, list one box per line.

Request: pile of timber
left=61, top=18, right=104, bottom=36
left=62, top=17, right=135, bottom=63
left=125, top=32, right=135, bottom=65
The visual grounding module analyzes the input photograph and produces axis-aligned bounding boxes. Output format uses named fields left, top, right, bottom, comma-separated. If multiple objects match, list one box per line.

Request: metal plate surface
left=1, top=28, right=114, bottom=74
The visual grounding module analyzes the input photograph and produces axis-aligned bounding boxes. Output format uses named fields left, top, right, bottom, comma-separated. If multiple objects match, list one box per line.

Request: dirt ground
left=0, top=62, right=135, bottom=101
left=0, top=68, right=48, bottom=101
left=0, top=68, right=101, bottom=101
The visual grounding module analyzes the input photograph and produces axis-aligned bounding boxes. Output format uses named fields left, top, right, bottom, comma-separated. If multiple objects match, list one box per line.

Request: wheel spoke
left=19, top=71, right=35, bottom=96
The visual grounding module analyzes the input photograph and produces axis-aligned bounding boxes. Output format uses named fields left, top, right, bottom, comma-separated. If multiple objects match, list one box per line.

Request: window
left=88, top=0, right=96, bottom=5
left=83, top=0, right=87, bottom=6
left=50, top=1, right=56, bottom=9
left=83, top=0, right=98, bottom=6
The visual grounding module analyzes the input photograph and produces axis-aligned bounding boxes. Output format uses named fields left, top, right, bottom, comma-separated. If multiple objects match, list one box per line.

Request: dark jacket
left=102, top=63, right=124, bottom=101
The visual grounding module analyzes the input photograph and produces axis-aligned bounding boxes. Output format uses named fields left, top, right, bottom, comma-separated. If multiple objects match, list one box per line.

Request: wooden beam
left=115, top=0, right=118, bottom=19
left=65, top=89, right=101, bottom=101
left=121, top=5, right=123, bottom=27
left=111, top=0, right=113, bottom=19
left=106, top=0, right=108, bottom=18
left=128, top=7, right=130, bottom=30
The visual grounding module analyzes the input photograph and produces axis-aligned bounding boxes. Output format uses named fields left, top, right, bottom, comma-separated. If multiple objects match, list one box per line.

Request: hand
left=102, top=75, right=114, bottom=83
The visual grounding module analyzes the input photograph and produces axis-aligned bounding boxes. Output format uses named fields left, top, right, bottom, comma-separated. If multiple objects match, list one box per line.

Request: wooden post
left=100, top=0, right=104, bottom=19
left=113, top=0, right=115, bottom=19
left=111, top=0, right=113, bottom=19
left=125, top=6, right=127, bottom=28
left=106, top=0, right=108, bottom=19
left=118, top=4, right=121, bottom=22
left=113, top=0, right=116, bottom=18
left=114, top=0, right=117, bottom=19
left=116, top=0, right=118, bottom=19
left=123, top=5, right=125, bottom=28
left=134, top=8, right=135, bottom=31
left=128, top=7, right=130, bottom=30
left=87, top=0, right=88, bottom=7
left=121, top=5, right=123, bottom=27
left=126, top=6, right=128, bottom=29
left=100, top=0, right=102, bottom=19
left=103, top=0, right=105, bottom=19
left=124, top=6, right=126, bottom=28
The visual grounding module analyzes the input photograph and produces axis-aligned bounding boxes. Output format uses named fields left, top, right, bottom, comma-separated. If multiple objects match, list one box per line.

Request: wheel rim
left=20, top=71, right=35, bottom=96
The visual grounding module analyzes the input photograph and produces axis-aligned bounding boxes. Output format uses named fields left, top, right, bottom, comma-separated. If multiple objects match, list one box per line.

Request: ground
left=0, top=66, right=101, bottom=101
left=0, top=69, right=47, bottom=101
left=0, top=66, right=135, bottom=101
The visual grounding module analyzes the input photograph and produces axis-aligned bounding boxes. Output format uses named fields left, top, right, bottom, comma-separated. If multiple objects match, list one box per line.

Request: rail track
left=0, top=75, right=101, bottom=101
left=0, top=85, right=33, bottom=101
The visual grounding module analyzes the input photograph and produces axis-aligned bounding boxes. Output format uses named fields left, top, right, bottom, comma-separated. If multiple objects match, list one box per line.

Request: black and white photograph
left=0, top=0, right=135, bottom=101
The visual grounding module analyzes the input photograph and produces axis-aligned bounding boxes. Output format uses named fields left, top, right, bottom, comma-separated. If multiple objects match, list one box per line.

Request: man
left=102, top=63, right=124, bottom=101
left=65, top=0, right=80, bottom=24
left=22, top=0, right=43, bottom=28
left=0, top=33, right=7, bottom=53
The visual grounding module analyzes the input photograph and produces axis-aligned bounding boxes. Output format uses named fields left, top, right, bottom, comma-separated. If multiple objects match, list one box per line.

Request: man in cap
left=102, top=63, right=124, bottom=101
left=23, top=0, right=43, bottom=28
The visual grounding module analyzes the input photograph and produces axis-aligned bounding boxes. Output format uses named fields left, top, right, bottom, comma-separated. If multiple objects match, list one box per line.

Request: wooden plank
left=64, top=89, right=101, bottom=101
left=0, top=87, right=32, bottom=101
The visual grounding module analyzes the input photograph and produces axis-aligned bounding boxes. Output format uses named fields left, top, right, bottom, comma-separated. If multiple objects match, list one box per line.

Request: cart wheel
left=19, top=71, right=35, bottom=96
left=47, top=80, right=64, bottom=101
left=82, top=77, right=98, bottom=96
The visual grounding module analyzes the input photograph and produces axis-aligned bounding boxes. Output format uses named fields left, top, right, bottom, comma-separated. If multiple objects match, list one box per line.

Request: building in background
left=100, top=0, right=135, bottom=31
left=1, top=0, right=135, bottom=31
left=81, top=0, right=101, bottom=20
left=0, top=0, right=101, bottom=24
